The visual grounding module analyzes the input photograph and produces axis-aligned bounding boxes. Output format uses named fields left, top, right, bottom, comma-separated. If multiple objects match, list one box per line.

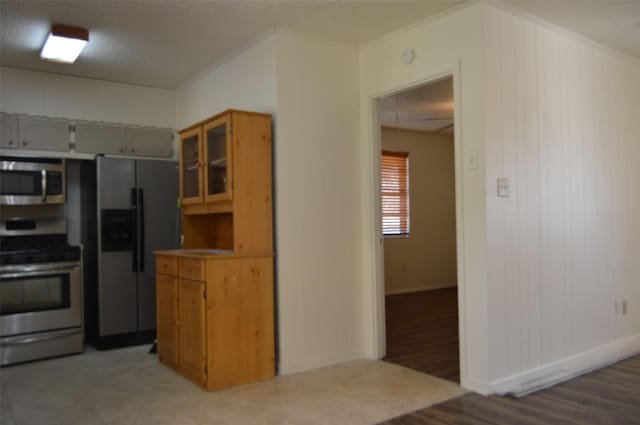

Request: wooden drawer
left=178, top=258, right=205, bottom=281
left=156, top=255, right=178, bottom=276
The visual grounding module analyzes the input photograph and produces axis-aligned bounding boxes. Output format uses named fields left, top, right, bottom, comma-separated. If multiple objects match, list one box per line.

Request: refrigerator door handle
left=139, top=188, right=145, bottom=272
left=131, top=188, right=138, bottom=272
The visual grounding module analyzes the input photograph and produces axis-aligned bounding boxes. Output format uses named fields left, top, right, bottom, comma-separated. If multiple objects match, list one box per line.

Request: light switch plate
left=497, top=178, right=510, bottom=197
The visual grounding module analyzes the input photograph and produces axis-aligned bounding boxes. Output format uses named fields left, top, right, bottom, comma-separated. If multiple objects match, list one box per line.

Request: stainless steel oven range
left=0, top=217, right=83, bottom=365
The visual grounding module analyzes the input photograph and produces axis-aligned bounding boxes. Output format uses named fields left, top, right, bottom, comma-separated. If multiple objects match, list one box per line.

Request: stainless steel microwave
left=0, top=156, right=66, bottom=205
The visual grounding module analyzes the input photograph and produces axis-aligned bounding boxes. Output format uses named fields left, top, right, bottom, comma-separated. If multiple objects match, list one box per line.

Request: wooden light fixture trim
left=51, top=24, right=89, bottom=41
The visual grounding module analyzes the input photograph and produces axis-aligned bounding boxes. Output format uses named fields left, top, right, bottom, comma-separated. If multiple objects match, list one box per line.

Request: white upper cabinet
left=75, top=122, right=127, bottom=155
left=76, top=122, right=173, bottom=158
left=18, top=116, right=70, bottom=152
left=126, top=127, right=173, bottom=158
left=0, top=113, right=173, bottom=158
left=0, top=113, right=19, bottom=149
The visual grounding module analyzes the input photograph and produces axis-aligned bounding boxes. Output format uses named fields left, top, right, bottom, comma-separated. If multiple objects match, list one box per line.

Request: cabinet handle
left=130, top=148, right=136, bottom=153
left=21, top=141, right=28, bottom=147
left=119, top=146, right=126, bottom=153
left=8, top=140, right=14, bottom=146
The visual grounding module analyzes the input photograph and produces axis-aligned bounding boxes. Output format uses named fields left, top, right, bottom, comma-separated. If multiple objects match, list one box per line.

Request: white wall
left=274, top=30, right=362, bottom=374
left=382, top=128, right=457, bottom=295
left=173, top=30, right=361, bottom=375
left=174, top=34, right=277, bottom=129
left=359, top=3, right=489, bottom=393
left=0, top=67, right=175, bottom=128
left=483, top=4, right=640, bottom=392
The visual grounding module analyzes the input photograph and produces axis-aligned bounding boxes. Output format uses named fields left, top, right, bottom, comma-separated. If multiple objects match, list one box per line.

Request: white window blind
left=381, top=151, right=409, bottom=236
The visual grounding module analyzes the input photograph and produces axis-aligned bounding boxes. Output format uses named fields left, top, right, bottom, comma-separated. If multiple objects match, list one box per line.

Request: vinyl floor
left=384, top=288, right=460, bottom=383
left=381, top=354, right=640, bottom=425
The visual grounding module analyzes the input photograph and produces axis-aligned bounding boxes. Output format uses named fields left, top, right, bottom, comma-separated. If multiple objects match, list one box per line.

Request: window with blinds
left=381, top=151, right=409, bottom=236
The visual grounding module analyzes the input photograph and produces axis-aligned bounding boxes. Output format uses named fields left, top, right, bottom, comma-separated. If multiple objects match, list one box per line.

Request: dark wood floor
left=381, top=354, right=640, bottom=425
left=384, top=287, right=460, bottom=383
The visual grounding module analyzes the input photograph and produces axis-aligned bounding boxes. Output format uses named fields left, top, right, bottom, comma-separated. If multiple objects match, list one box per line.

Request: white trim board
left=278, top=349, right=364, bottom=376
left=489, top=334, right=640, bottom=396
left=362, top=62, right=473, bottom=389
left=385, top=283, right=457, bottom=296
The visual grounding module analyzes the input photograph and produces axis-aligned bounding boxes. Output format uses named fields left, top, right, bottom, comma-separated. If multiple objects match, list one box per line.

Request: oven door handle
left=0, top=266, right=79, bottom=279
left=0, top=328, right=82, bottom=346
left=41, top=169, right=47, bottom=203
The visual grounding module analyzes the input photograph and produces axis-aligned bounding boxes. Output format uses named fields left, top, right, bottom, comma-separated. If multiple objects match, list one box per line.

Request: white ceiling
left=0, top=0, right=462, bottom=89
left=380, top=76, right=454, bottom=135
left=1, top=1, right=638, bottom=90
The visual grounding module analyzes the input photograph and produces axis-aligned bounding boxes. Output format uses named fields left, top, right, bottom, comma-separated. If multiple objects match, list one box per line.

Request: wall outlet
left=615, top=299, right=628, bottom=315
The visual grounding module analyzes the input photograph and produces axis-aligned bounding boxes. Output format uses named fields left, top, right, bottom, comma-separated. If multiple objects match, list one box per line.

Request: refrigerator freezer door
left=98, top=157, right=138, bottom=336
left=136, top=159, right=179, bottom=332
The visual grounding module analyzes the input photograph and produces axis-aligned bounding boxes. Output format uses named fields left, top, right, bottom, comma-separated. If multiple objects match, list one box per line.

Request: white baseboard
left=488, top=333, right=640, bottom=396
left=385, top=282, right=457, bottom=296
left=277, top=350, right=363, bottom=376
left=463, top=378, right=490, bottom=396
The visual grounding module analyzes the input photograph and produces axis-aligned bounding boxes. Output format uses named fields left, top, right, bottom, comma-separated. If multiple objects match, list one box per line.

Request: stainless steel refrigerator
left=82, top=156, right=179, bottom=349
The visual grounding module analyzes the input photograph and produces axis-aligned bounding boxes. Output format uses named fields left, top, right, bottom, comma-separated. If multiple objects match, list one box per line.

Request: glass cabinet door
left=180, top=128, right=203, bottom=204
left=203, top=115, right=232, bottom=202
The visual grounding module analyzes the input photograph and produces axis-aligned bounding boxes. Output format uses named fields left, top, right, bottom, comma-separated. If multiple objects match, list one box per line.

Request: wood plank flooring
left=381, top=354, right=640, bottom=425
left=384, top=288, right=460, bottom=383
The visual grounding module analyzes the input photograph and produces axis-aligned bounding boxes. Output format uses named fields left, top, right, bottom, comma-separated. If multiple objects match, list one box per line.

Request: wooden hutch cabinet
left=155, top=109, right=274, bottom=391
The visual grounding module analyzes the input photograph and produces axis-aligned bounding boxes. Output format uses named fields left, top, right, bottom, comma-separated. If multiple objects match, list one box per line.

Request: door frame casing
left=364, top=65, right=469, bottom=388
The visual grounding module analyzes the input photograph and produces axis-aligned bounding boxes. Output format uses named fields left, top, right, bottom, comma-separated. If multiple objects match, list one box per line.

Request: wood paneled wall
left=483, top=5, right=640, bottom=382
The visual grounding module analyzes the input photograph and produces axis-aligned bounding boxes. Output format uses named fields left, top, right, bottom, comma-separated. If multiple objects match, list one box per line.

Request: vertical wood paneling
left=484, top=6, right=640, bottom=381
left=513, top=17, right=529, bottom=371
left=524, top=20, right=543, bottom=371
left=484, top=6, right=507, bottom=375
left=559, top=34, right=572, bottom=359
left=500, top=11, right=521, bottom=375
left=567, top=38, right=588, bottom=356
left=612, top=51, right=625, bottom=333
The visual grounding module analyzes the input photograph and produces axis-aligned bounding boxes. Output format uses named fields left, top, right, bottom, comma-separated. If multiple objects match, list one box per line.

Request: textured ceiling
left=1, top=1, right=638, bottom=90
left=0, top=1, right=461, bottom=89
left=380, top=76, right=454, bottom=134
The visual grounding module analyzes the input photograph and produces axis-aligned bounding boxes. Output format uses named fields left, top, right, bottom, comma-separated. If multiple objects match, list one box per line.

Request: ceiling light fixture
left=40, top=24, right=89, bottom=64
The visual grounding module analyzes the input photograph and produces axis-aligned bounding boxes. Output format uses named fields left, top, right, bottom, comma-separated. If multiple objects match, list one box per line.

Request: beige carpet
left=1, top=345, right=465, bottom=425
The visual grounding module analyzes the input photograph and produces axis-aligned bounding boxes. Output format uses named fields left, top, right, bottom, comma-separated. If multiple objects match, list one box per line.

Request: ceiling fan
left=423, top=117, right=453, bottom=133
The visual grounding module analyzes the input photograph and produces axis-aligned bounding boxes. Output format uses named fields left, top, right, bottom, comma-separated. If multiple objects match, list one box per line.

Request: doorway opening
left=377, top=76, right=460, bottom=383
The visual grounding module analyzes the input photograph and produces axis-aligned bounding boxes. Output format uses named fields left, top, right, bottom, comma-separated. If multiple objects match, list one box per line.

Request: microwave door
left=0, top=169, right=44, bottom=205
left=0, top=158, right=66, bottom=205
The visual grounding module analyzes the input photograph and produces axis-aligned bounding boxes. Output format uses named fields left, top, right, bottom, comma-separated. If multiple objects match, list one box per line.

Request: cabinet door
left=178, top=279, right=206, bottom=385
left=75, top=122, right=127, bottom=155
left=179, top=128, right=203, bottom=205
left=0, top=113, right=19, bottom=149
left=203, top=115, right=233, bottom=202
left=19, top=116, right=70, bottom=151
left=156, top=275, right=179, bottom=368
left=126, top=128, right=173, bottom=158
left=207, top=257, right=275, bottom=390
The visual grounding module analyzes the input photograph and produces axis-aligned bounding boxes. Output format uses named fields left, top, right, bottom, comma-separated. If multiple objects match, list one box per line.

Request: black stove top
left=0, top=235, right=81, bottom=265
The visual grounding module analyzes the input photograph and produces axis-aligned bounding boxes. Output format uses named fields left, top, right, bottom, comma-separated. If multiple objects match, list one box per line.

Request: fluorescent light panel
left=40, top=24, right=89, bottom=64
